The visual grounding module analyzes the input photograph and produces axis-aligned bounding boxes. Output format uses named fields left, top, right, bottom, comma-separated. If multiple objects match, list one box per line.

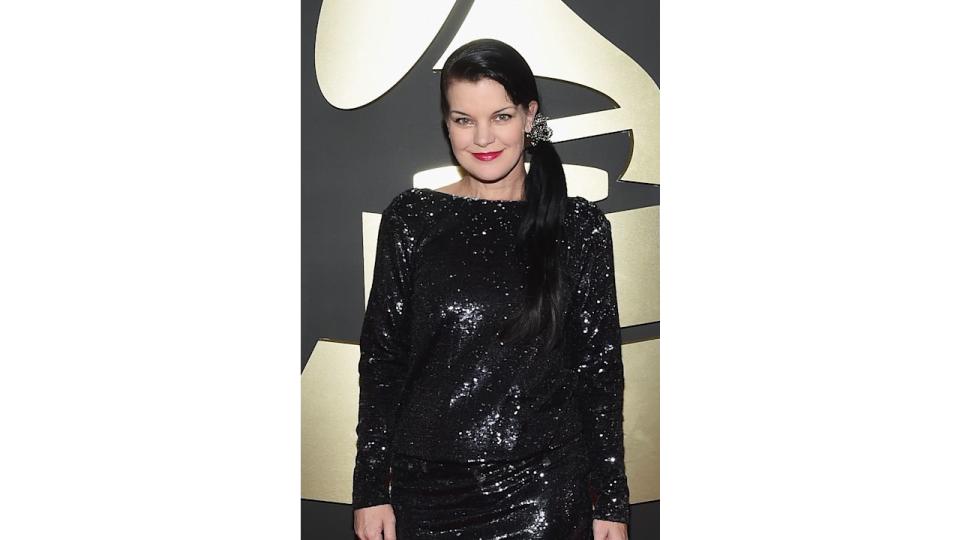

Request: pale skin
left=354, top=78, right=628, bottom=540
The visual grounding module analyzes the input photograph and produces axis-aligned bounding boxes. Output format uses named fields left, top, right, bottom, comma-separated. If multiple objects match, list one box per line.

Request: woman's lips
left=471, top=150, right=503, bottom=161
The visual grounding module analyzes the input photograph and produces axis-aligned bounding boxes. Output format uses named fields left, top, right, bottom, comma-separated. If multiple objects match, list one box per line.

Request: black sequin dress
left=352, top=187, right=630, bottom=537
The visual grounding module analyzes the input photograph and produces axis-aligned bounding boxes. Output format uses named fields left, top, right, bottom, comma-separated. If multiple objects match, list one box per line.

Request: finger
left=353, top=513, right=365, bottom=540
left=383, top=517, right=397, bottom=540
left=361, top=524, right=382, bottom=540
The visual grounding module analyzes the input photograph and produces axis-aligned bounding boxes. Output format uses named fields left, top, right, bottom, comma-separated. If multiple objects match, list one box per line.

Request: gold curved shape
left=361, top=212, right=382, bottom=308
left=433, top=0, right=659, bottom=184
left=609, top=205, right=660, bottom=326
left=302, top=339, right=362, bottom=503
left=623, top=338, right=660, bottom=503
left=315, top=0, right=457, bottom=109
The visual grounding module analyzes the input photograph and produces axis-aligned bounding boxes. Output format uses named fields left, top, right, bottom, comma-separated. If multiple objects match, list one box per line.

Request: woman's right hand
left=354, top=504, right=397, bottom=540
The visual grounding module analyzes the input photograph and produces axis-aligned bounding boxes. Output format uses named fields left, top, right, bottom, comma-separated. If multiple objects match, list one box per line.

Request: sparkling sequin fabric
left=352, top=187, right=630, bottom=529
left=391, top=433, right=594, bottom=537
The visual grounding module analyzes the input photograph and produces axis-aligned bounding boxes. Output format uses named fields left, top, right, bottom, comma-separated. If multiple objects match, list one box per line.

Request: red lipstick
left=471, top=150, right=503, bottom=161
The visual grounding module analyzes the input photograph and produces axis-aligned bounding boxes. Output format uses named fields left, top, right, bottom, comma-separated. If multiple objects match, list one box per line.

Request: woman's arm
left=352, top=198, right=416, bottom=510
left=572, top=207, right=631, bottom=523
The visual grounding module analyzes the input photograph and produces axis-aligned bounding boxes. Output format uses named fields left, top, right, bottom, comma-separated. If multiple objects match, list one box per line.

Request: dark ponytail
left=504, top=138, right=568, bottom=352
left=440, top=39, right=568, bottom=352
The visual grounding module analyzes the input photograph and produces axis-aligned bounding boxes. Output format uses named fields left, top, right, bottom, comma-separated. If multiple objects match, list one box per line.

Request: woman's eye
left=453, top=115, right=510, bottom=125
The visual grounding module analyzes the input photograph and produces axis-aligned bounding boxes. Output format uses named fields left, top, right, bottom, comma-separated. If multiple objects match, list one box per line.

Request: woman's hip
left=389, top=435, right=593, bottom=538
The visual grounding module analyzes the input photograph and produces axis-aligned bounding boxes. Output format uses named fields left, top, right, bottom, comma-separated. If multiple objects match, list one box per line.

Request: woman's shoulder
left=378, top=187, right=450, bottom=234
left=565, top=195, right=609, bottom=230
left=385, top=186, right=422, bottom=206
left=381, top=187, right=428, bottom=218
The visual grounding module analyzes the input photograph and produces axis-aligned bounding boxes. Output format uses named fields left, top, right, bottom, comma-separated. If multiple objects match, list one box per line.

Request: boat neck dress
left=352, top=187, right=630, bottom=536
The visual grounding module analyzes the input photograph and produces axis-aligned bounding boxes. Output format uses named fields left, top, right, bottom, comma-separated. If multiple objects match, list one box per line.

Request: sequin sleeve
left=351, top=197, right=415, bottom=510
left=572, top=208, right=631, bottom=523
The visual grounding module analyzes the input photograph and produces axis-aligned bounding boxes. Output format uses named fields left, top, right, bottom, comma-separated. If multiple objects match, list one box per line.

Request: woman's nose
left=473, top=123, right=494, bottom=146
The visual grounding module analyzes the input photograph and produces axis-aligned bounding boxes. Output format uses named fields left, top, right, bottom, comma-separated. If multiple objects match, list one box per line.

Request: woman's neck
left=456, top=175, right=525, bottom=202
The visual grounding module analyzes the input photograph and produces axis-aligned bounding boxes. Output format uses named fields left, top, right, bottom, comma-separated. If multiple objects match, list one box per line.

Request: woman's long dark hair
left=440, top=39, right=568, bottom=352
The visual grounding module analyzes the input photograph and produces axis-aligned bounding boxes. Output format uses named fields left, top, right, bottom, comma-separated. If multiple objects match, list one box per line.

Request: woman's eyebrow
left=450, top=106, right=515, bottom=116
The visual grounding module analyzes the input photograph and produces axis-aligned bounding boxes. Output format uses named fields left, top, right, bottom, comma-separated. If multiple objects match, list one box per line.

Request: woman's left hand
left=592, top=519, right=628, bottom=540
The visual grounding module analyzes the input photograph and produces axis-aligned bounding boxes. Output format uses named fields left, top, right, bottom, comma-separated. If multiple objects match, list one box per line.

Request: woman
left=352, top=39, right=629, bottom=540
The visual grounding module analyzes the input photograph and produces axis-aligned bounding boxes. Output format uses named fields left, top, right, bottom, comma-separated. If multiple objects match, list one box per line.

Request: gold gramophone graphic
left=304, top=0, right=659, bottom=506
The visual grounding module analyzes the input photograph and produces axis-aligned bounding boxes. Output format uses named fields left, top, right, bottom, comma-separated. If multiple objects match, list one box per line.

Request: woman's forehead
left=446, top=78, right=514, bottom=109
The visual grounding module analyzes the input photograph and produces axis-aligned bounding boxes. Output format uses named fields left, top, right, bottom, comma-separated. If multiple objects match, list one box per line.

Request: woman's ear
left=524, top=101, right=539, bottom=131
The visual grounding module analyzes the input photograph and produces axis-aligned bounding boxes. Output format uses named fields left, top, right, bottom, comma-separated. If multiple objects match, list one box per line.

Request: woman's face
left=444, top=78, right=537, bottom=185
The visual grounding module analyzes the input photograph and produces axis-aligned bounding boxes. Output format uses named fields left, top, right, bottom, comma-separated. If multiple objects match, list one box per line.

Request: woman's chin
left=464, top=171, right=503, bottom=183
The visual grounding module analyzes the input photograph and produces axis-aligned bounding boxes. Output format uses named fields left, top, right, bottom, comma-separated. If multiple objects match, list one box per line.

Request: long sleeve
left=351, top=199, right=416, bottom=510
left=571, top=209, right=630, bottom=523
